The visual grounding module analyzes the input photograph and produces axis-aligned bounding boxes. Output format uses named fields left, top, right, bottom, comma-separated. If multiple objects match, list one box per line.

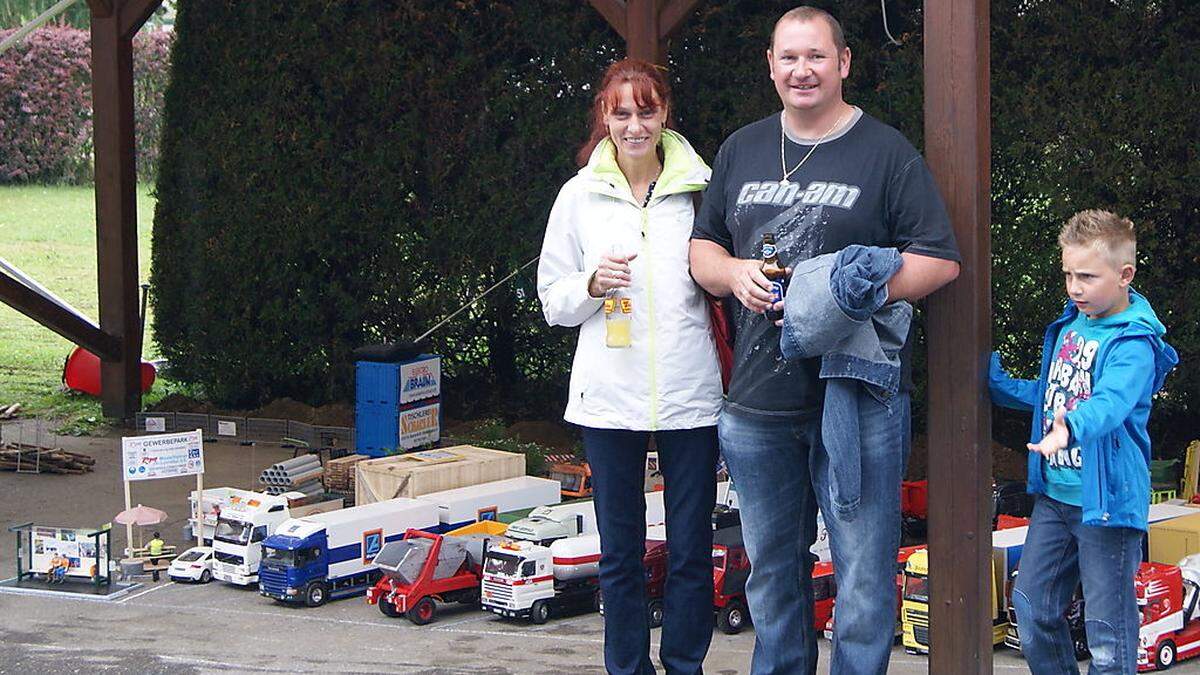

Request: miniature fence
left=133, top=412, right=354, bottom=449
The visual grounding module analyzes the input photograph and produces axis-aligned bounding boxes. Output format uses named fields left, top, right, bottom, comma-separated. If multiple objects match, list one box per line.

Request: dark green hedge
left=152, top=1, right=1198, bottom=456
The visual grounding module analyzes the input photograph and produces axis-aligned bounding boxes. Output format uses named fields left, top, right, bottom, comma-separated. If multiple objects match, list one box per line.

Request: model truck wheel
left=406, top=597, right=437, bottom=625
left=717, top=600, right=747, bottom=634
left=648, top=599, right=664, bottom=629
left=378, top=597, right=401, bottom=618
left=305, top=582, right=328, bottom=607
left=530, top=599, right=551, bottom=625
left=1157, top=640, right=1176, bottom=670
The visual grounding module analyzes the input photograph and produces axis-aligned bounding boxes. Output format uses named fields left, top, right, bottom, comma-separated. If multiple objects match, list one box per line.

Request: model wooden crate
left=355, top=445, right=525, bottom=505
left=323, top=454, right=367, bottom=491
left=1149, top=512, right=1200, bottom=565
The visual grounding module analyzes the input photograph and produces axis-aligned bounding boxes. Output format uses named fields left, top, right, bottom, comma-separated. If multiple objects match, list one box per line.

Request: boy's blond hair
left=1059, top=209, right=1137, bottom=268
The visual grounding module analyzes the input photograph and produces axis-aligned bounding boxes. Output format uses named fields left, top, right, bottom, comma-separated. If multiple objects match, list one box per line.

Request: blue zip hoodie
left=989, top=288, right=1178, bottom=531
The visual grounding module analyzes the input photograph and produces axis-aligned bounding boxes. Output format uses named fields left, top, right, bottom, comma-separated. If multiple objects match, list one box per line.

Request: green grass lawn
left=0, top=184, right=166, bottom=428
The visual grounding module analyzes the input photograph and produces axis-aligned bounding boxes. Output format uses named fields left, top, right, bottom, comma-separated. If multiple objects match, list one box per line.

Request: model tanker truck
left=480, top=534, right=602, bottom=623
left=504, top=503, right=597, bottom=545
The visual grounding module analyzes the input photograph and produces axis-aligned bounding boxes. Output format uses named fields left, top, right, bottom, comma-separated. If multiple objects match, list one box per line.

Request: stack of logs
left=0, top=442, right=95, bottom=474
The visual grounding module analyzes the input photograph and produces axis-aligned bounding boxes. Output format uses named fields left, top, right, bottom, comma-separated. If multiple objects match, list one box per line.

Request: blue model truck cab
left=259, top=525, right=331, bottom=606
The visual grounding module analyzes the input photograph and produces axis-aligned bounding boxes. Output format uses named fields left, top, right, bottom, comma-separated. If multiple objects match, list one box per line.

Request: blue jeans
left=1012, top=495, right=1142, bottom=675
left=583, top=426, right=719, bottom=675
left=718, top=390, right=909, bottom=675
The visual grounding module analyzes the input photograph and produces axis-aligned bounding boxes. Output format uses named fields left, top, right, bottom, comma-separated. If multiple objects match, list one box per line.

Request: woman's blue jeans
left=583, top=425, right=719, bottom=675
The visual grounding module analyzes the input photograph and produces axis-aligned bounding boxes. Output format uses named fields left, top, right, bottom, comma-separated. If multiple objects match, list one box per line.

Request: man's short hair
left=772, top=6, right=847, bottom=53
left=1059, top=209, right=1137, bottom=268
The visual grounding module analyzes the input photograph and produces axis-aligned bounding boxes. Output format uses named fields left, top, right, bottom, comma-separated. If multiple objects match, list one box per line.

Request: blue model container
left=355, top=355, right=441, bottom=457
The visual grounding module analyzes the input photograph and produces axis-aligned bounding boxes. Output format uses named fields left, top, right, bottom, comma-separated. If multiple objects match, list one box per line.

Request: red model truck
left=711, top=534, right=837, bottom=635
left=1137, top=556, right=1200, bottom=671
left=366, top=529, right=501, bottom=624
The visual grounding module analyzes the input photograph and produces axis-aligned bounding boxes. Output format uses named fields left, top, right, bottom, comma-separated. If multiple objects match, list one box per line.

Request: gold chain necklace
left=780, top=107, right=853, bottom=185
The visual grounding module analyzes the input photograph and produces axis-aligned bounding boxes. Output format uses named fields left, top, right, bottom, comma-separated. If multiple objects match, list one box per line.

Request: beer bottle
left=605, top=245, right=632, bottom=348
left=762, top=233, right=787, bottom=323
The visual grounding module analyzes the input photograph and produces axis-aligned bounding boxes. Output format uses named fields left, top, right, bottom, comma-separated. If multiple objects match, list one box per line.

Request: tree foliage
left=152, top=0, right=1198, bottom=455
left=0, top=26, right=173, bottom=183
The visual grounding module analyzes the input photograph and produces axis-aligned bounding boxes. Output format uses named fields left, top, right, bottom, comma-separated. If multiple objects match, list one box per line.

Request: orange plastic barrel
left=63, top=347, right=156, bottom=396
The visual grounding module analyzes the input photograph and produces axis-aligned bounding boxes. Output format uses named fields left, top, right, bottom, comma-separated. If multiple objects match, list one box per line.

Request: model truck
left=366, top=529, right=505, bottom=624
left=480, top=534, right=602, bottom=623
left=210, top=490, right=341, bottom=585
left=901, top=546, right=1010, bottom=654
left=505, top=503, right=598, bottom=545
left=1136, top=556, right=1200, bottom=671
left=258, top=497, right=438, bottom=607
left=710, top=525, right=838, bottom=636
left=547, top=460, right=593, bottom=499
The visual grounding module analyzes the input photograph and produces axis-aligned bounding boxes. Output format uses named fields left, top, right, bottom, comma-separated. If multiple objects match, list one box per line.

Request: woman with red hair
left=537, top=59, right=722, bottom=674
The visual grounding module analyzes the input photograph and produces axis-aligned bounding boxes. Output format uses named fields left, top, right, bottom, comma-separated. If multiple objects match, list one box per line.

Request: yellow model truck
left=900, top=546, right=1010, bottom=654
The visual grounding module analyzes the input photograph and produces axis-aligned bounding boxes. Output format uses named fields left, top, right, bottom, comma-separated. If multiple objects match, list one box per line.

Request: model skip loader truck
left=366, top=529, right=506, bottom=624
left=210, top=489, right=341, bottom=586
left=259, top=497, right=438, bottom=607
left=481, top=534, right=602, bottom=623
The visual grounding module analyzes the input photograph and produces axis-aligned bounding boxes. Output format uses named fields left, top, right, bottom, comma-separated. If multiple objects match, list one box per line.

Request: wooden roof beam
left=0, top=271, right=121, bottom=361
left=658, top=0, right=700, bottom=41
left=587, top=0, right=627, bottom=40
left=119, top=0, right=164, bottom=40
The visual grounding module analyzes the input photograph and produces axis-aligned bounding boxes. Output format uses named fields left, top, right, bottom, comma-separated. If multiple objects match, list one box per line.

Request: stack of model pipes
left=260, top=455, right=324, bottom=497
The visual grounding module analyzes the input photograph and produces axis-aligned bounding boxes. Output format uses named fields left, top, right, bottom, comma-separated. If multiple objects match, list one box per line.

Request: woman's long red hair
left=576, top=59, right=674, bottom=167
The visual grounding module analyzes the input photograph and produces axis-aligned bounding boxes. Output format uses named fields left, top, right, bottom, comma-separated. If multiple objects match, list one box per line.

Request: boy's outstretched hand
left=1028, top=409, right=1070, bottom=458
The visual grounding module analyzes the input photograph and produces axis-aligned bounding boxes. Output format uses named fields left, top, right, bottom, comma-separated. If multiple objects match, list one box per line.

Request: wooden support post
left=90, top=7, right=141, bottom=420
left=587, top=0, right=701, bottom=65
left=924, top=0, right=993, bottom=672
left=625, top=0, right=661, bottom=63
left=88, top=0, right=160, bottom=419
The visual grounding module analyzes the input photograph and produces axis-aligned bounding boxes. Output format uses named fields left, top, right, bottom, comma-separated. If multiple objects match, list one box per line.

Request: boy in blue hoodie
left=990, top=209, right=1178, bottom=674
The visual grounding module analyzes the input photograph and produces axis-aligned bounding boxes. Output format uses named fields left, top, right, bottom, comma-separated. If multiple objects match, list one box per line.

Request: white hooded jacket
left=537, top=130, right=723, bottom=431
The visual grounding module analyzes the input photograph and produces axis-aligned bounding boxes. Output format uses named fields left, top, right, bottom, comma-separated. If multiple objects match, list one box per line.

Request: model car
left=168, top=546, right=214, bottom=583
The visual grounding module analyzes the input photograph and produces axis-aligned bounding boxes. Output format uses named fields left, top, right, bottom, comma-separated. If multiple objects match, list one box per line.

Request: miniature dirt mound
left=148, top=393, right=216, bottom=414
left=506, top=421, right=576, bottom=452
left=250, top=398, right=354, bottom=427
left=149, top=395, right=353, bottom=427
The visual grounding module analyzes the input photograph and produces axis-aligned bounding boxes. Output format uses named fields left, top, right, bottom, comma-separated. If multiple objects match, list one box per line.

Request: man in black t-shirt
left=690, top=7, right=960, bottom=674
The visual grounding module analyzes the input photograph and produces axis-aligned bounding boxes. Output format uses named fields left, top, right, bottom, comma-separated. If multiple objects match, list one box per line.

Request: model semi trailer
left=258, top=497, right=438, bottom=607
left=480, top=534, right=602, bottom=623
left=416, top=476, right=561, bottom=533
